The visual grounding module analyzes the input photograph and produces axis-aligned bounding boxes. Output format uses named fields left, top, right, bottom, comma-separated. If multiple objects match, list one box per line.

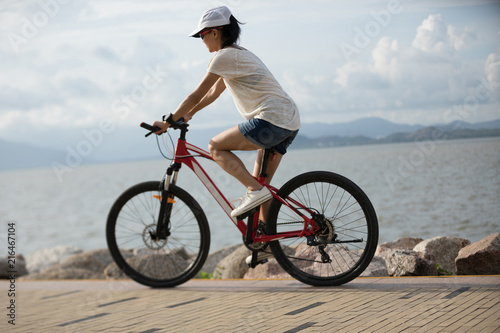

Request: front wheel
left=267, top=171, right=378, bottom=286
left=106, top=181, right=210, bottom=287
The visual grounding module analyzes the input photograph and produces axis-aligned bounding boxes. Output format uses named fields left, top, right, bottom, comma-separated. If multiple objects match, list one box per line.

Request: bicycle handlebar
left=140, top=118, right=188, bottom=137
left=140, top=122, right=161, bottom=137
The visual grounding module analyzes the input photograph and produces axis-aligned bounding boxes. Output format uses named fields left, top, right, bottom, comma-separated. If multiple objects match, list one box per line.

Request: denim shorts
left=238, top=118, right=298, bottom=155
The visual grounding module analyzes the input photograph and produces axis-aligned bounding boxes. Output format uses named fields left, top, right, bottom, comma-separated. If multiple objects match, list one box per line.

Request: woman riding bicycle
left=153, top=6, right=300, bottom=220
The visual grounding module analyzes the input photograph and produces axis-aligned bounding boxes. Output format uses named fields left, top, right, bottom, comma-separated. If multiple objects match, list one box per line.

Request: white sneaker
left=245, top=251, right=274, bottom=265
left=230, top=187, right=272, bottom=218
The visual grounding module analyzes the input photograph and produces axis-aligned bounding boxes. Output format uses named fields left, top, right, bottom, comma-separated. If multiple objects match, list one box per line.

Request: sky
left=1, top=0, right=500, bottom=149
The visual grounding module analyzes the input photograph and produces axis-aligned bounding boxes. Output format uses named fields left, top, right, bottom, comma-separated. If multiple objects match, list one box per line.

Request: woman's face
left=201, top=29, right=222, bottom=53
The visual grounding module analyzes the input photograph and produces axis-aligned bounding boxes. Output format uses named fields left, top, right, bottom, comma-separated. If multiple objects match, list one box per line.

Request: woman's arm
left=153, top=72, right=223, bottom=131
left=184, top=77, right=226, bottom=121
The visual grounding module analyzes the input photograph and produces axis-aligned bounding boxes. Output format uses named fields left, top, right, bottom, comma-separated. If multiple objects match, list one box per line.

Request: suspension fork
left=153, top=162, right=181, bottom=240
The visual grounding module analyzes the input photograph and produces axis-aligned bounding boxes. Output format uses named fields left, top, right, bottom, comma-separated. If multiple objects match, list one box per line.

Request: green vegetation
left=437, top=264, right=454, bottom=276
left=198, top=271, right=213, bottom=279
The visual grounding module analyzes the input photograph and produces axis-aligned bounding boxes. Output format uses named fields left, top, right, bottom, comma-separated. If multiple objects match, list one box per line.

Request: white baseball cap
left=189, top=6, right=232, bottom=38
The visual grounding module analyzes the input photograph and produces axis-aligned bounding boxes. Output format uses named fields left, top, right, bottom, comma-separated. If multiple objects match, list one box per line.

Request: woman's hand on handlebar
left=152, top=120, right=169, bottom=134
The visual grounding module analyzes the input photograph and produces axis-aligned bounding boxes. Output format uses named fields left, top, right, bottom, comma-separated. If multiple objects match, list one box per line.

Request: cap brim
left=189, top=28, right=203, bottom=38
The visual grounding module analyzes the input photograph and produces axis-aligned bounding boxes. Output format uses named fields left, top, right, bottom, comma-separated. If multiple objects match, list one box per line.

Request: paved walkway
left=1, top=276, right=499, bottom=332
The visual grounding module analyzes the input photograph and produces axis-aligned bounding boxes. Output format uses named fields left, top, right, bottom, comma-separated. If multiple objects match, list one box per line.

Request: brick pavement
left=1, top=276, right=499, bottom=333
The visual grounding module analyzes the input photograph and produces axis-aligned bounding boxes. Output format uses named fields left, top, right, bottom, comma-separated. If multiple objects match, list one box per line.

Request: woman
left=153, top=6, right=300, bottom=221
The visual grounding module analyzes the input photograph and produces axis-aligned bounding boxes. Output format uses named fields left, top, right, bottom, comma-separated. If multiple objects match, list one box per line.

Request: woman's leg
left=208, top=125, right=263, bottom=191
left=252, top=149, right=283, bottom=222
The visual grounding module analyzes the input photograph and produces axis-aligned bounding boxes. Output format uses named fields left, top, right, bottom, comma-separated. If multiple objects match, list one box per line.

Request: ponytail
left=221, top=15, right=243, bottom=48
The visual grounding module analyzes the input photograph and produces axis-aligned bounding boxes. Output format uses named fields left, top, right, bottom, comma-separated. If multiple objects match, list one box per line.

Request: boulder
left=22, top=268, right=105, bottom=280
left=25, top=245, right=82, bottom=274
left=104, top=249, right=133, bottom=279
left=244, top=244, right=390, bottom=279
left=375, top=238, right=424, bottom=256
left=361, top=256, right=389, bottom=277
left=22, top=249, right=114, bottom=280
left=23, top=248, right=190, bottom=280
left=244, top=258, right=290, bottom=279
left=456, top=233, right=500, bottom=275
left=381, top=250, right=438, bottom=277
left=58, top=249, right=115, bottom=272
left=0, top=254, right=28, bottom=278
left=197, top=244, right=241, bottom=278
left=213, top=245, right=251, bottom=279
left=104, top=249, right=188, bottom=280
left=413, top=236, right=470, bottom=274
left=104, top=262, right=128, bottom=279
left=126, top=252, right=189, bottom=278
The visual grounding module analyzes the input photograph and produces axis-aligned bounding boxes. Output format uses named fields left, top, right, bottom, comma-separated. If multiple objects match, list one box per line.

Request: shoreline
left=3, top=233, right=498, bottom=281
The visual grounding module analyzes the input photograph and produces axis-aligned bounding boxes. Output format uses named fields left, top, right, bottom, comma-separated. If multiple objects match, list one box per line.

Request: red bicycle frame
left=167, top=134, right=320, bottom=244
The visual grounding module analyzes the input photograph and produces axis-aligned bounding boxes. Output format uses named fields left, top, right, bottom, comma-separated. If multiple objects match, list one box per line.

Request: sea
left=1, top=137, right=499, bottom=256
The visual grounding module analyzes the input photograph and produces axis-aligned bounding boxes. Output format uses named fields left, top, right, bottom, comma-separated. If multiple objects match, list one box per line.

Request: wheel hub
left=143, top=224, right=167, bottom=249
left=315, top=214, right=336, bottom=243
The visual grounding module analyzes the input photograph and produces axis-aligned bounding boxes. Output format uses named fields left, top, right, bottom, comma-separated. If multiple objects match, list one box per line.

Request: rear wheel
left=106, top=181, right=210, bottom=287
left=267, top=171, right=378, bottom=286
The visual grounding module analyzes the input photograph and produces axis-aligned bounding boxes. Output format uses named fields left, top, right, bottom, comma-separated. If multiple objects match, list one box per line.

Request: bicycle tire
left=106, top=181, right=210, bottom=288
left=267, top=171, right=378, bottom=286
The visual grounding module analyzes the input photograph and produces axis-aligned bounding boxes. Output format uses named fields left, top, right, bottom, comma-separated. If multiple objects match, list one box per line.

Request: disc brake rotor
left=143, top=224, right=167, bottom=249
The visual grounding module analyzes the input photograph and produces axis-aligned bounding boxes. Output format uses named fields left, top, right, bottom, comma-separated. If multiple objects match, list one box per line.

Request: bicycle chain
left=284, top=255, right=325, bottom=264
left=277, top=221, right=303, bottom=226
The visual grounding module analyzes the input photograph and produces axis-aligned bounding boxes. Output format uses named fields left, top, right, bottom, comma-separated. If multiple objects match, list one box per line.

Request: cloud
left=484, top=47, right=500, bottom=101
left=412, top=14, right=454, bottom=56
left=0, top=1, right=499, bottom=145
left=316, top=13, right=497, bottom=124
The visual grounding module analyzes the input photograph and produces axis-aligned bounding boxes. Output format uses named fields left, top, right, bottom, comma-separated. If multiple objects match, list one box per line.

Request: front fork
left=152, top=163, right=181, bottom=241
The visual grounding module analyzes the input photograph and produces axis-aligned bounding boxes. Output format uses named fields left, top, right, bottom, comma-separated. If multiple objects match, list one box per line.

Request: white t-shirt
left=207, top=47, right=300, bottom=131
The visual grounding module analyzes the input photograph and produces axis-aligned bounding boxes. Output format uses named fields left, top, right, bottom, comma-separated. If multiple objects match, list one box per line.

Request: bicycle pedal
left=249, top=259, right=268, bottom=269
left=246, top=251, right=271, bottom=268
left=236, top=208, right=258, bottom=220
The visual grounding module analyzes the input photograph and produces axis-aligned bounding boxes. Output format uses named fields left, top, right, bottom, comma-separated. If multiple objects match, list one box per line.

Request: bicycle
left=106, top=119, right=379, bottom=287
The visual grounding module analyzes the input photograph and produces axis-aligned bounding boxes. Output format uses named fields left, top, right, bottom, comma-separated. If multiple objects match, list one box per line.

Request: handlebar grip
left=140, top=122, right=161, bottom=137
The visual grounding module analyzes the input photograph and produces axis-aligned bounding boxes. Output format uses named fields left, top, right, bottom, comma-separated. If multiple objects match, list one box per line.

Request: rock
left=104, top=262, right=128, bottom=279
left=25, top=245, right=82, bottom=274
left=413, top=236, right=470, bottom=274
left=22, top=268, right=105, bottom=280
left=23, top=247, right=190, bottom=280
left=22, top=249, right=114, bottom=280
left=104, top=249, right=133, bottom=279
left=0, top=254, right=28, bottom=278
left=213, top=245, right=251, bottom=279
left=244, top=244, right=390, bottom=279
left=127, top=253, right=188, bottom=278
left=244, top=258, right=290, bottom=279
left=105, top=250, right=188, bottom=280
left=381, top=250, right=438, bottom=277
left=361, top=256, right=389, bottom=277
left=456, top=233, right=500, bottom=275
left=375, top=237, right=424, bottom=256
left=58, top=249, right=115, bottom=272
left=197, top=244, right=241, bottom=278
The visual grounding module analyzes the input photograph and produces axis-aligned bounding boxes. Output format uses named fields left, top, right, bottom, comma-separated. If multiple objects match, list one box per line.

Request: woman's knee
left=208, top=138, right=222, bottom=156
left=208, top=139, right=216, bottom=155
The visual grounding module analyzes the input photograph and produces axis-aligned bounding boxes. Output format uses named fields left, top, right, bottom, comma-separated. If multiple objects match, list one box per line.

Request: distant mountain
left=382, top=127, right=500, bottom=143
left=299, top=117, right=424, bottom=139
left=0, top=139, right=66, bottom=171
left=1, top=118, right=499, bottom=171
left=294, top=126, right=500, bottom=148
left=434, top=119, right=500, bottom=131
